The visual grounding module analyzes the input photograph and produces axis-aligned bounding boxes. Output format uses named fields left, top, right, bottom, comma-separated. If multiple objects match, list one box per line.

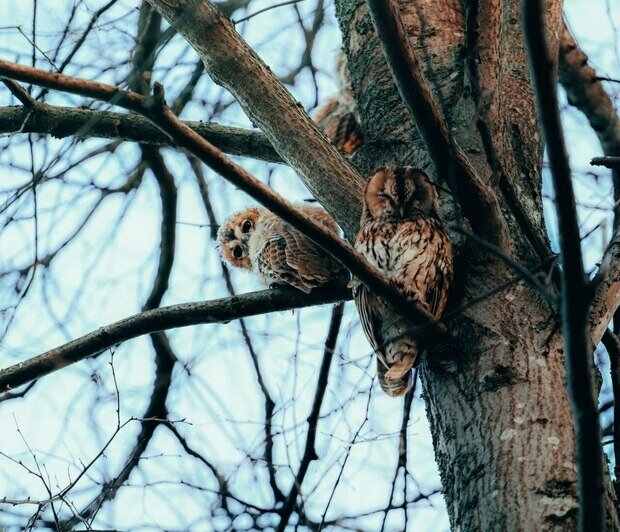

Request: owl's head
left=363, top=167, right=439, bottom=221
left=217, top=207, right=263, bottom=270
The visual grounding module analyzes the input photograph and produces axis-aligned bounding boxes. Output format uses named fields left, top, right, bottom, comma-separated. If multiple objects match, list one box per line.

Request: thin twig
left=276, top=302, right=344, bottom=531
left=2, top=79, right=36, bottom=107
left=234, top=0, right=306, bottom=24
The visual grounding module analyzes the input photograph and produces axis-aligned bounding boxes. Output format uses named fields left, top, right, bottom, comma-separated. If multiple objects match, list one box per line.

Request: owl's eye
left=232, top=245, right=243, bottom=259
left=241, top=219, right=253, bottom=233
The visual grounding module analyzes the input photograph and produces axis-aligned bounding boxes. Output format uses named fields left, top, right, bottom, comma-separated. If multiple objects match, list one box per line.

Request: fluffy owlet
left=218, top=204, right=349, bottom=293
left=314, top=51, right=364, bottom=154
left=354, top=167, right=453, bottom=396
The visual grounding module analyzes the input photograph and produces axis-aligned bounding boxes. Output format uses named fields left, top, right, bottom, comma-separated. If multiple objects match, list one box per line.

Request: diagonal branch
left=365, top=0, right=509, bottom=250
left=0, top=286, right=352, bottom=394
left=557, top=23, right=620, bottom=345
left=523, top=1, right=604, bottom=530
left=145, top=0, right=365, bottom=238
left=0, top=61, right=446, bottom=337
left=0, top=104, right=282, bottom=163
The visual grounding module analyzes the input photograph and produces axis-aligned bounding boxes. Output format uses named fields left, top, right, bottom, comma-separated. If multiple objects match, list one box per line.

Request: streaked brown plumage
left=354, top=167, right=453, bottom=396
left=314, top=51, right=363, bottom=154
left=217, top=205, right=348, bottom=293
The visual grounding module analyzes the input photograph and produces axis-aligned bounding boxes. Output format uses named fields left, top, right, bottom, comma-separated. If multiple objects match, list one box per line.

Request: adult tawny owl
left=218, top=204, right=348, bottom=293
left=314, top=51, right=363, bottom=154
left=354, top=167, right=453, bottom=396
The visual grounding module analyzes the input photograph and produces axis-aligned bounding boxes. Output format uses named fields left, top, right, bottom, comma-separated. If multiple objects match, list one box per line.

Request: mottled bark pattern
left=335, top=0, right=617, bottom=530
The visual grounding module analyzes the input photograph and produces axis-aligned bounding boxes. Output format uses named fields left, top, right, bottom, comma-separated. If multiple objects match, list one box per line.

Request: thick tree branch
left=559, top=25, right=620, bottom=161
left=523, top=2, right=604, bottom=530
left=0, top=105, right=282, bottom=163
left=0, top=286, right=352, bottom=394
left=365, top=0, right=509, bottom=250
left=0, top=61, right=446, bottom=338
left=145, top=0, right=365, bottom=238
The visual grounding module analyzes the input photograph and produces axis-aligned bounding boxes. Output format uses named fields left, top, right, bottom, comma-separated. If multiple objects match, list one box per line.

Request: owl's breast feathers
left=355, top=215, right=453, bottom=316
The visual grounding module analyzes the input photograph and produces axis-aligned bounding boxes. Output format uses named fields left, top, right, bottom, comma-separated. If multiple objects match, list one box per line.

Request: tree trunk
left=335, top=0, right=618, bottom=529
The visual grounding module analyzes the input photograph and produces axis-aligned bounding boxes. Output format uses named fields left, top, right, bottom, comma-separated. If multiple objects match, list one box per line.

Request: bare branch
left=591, top=229, right=620, bottom=346
left=523, top=1, right=604, bottom=529
left=592, top=156, right=620, bottom=170
left=0, top=105, right=282, bottom=162
left=0, top=286, right=351, bottom=394
left=559, top=25, right=620, bottom=160
left=2, top=79, right=36, bottom=107
left=559, top=23, right=620, bottom=226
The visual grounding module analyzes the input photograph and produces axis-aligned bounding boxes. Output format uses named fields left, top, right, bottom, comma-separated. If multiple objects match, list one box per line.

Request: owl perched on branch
left=218, top=205, right=349, bottom=293
left=314, top=51, right=364, bottom=155
left=354, top=167, right=453, bottom=397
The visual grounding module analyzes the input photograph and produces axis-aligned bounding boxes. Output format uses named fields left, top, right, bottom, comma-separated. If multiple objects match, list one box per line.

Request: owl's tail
left=376, top=341, right=418, bottom=397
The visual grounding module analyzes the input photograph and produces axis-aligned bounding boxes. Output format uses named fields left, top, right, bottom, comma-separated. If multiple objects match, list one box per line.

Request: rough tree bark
left=335, top=1, right=618, bottom=530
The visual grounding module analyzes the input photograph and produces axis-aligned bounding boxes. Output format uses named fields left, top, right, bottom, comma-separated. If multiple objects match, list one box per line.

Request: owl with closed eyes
left=218, top=204, right=349, bottom=293
left=354, top=167, right=453, bottom=397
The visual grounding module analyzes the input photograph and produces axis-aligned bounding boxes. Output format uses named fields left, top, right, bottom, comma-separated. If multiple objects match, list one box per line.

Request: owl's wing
left=423, top=225, right=453, bottom=317
left=354, top=285, right=386, bottom=361
left=393, top=219, right=453, bottom=318
left=254, top=229, right=344, bottom=293
left=254, top=236, right=312, bottom=293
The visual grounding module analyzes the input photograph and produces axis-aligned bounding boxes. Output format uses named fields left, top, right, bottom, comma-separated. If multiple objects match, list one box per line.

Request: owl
left=314, top=51, right=364, bottom=154
left=217, top=204, right=349, bottom=293
left=354, top=167, right=453, bottom=396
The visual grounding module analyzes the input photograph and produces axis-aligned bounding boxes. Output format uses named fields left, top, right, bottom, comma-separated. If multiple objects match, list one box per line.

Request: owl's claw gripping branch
left=0, top=60, right=447, bottom=392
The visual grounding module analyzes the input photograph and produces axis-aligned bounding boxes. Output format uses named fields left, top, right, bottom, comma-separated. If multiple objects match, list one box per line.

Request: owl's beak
left=399, top=206, right=405, bottom=218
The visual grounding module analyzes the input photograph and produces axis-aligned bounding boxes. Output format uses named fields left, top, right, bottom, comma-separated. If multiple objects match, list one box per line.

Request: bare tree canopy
left=0, top=0, right=618, bottom=530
